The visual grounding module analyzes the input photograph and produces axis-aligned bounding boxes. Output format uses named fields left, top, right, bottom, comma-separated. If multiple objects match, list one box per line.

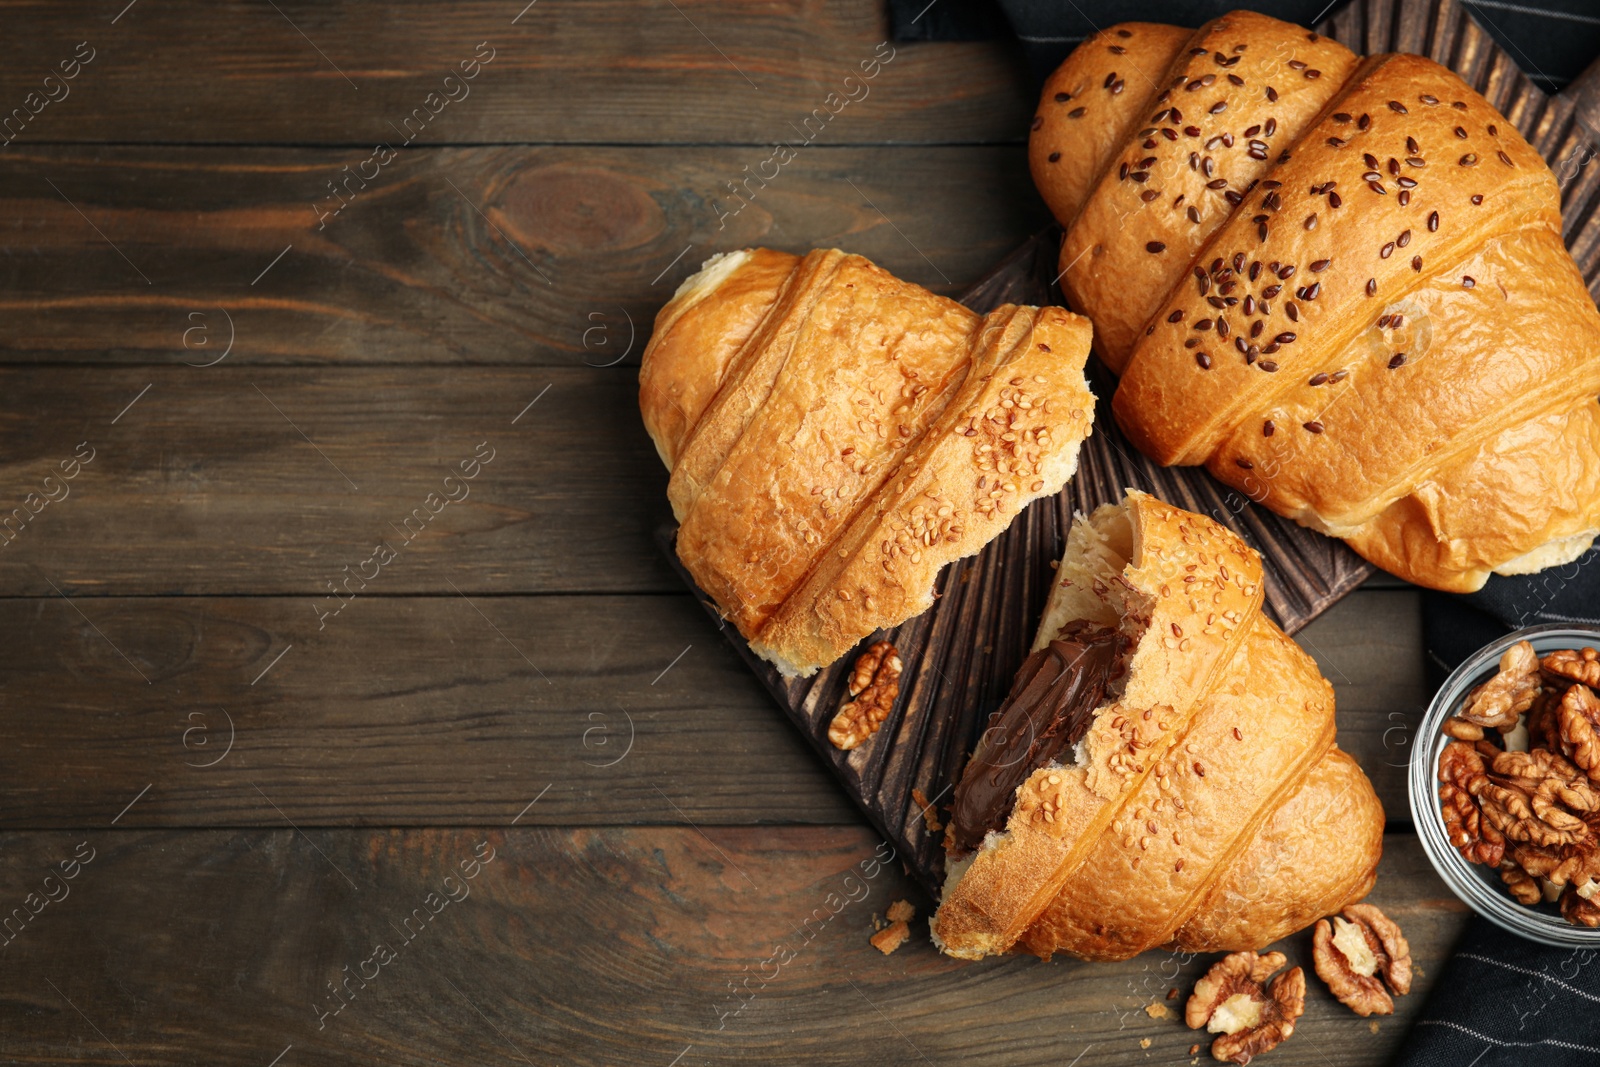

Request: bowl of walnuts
left=1411, top=624, right=1600, bottom=946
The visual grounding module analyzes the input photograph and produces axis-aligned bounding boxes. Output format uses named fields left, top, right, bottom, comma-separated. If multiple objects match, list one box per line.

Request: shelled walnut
left=1439, top=742, right=1505, bottom=867
left=1500, top=863, right=1543, bottom=905
left=1311, top=904, right=1411, bottom=1016
left=1527, top=687, right=1566, bottom=754
left=1460, top=641, right=1541, bottom=728
left=1562, top=884, right=1600, bottom=927
left=1441, top=716, right=1485, bottom=741
left=1557, top=683, right=1600, bottom=779
left=828, top=641, right=903, bottom=750
left=1545, top=647, right=1600, bottom=689
left=1186, top=951, right=1304, bottom=1064
left=1438, top=640, right=1600, bottom=928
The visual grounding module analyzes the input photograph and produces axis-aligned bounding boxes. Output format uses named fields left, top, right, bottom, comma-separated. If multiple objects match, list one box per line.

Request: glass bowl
left=1409, top=623, right=1600, bottom=948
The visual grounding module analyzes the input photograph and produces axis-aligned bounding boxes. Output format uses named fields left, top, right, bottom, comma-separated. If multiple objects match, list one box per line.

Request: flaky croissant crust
left=640, top=248, right=1098, bottom=676
left=1031, top=10, right=1600, bottom=592
left=931, top=491, right=1383, bottom=962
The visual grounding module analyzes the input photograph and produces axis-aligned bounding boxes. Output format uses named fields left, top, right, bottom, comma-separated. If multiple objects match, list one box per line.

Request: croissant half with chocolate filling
left=1030, top=10, right=1600, bottom=592
left=640, top=248, right=1097, bottom=676
left=931, top=490, right=1383, bottom=961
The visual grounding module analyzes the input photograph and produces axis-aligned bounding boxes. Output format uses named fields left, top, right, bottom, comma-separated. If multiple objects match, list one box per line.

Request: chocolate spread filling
left=947, top=623, right=1129, bottom=856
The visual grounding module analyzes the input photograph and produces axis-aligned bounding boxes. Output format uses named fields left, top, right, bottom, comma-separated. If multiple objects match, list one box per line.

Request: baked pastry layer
left=931, top=491, right=1383, bottom=961
left=640, top=248, right=1098, bottom=676
left=1058, top=12, right=1359, bottom=374
left=1030, top=12, right=1600, bottom=591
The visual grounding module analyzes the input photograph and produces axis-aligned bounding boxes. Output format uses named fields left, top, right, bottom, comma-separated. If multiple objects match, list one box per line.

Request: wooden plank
left=0, top=1, right=1029, bottom=145
left=0, top=589, right=1420, bottom=827
left=0, top=144, right=1048, bottom=363
left=0, top=825, right=1463, bottom=1067
left=0, top=593, right=856, bottom=827
left=1296, top=588, right=1428, bottom=819
left=0, top=367, right=685, bottom=596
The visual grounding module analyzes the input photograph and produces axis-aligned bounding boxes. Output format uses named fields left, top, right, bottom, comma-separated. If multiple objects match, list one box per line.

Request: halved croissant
left=1031, top=11, right=1600, bottom=592
left=931, top=490, right=1383, bottom=961
left=640, top=248, right=1098, bottom=676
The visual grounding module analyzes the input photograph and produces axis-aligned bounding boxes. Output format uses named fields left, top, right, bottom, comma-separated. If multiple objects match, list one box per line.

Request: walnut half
left=1562, top=883, right=1600, bottom=928
left=1544, top=647, right=1600, bottom=689
left=1312, top=903, right=1411, bottom=1016
left=1439, top=741, right=1505, bottom=866
left=1557, top=683, right=1600, bottom=782
left=1461, top=640, right=1541, bottom=729
left=828, top=641, right=902, bottom=750
left=1186, top=951, right=1305, bottom=1064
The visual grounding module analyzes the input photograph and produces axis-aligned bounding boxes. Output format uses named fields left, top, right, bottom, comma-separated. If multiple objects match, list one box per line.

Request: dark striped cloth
left=1389, top=914, right=1600, bottom=1064
left=889, top=0, right=1600, bottom=92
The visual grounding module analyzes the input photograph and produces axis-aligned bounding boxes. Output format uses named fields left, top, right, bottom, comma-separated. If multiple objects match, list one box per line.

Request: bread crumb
left=1145, top=1003, right=1169, bottom=1019
left=886, top=899, right=916, bottom=924
left=912, top=788, right=942, bottom=832
left=1139, top=1037, right=1152, bottom=1049
left=870, top=920, right=910, bottom=955
left=1369, top=1020, right=1381, bottom=1034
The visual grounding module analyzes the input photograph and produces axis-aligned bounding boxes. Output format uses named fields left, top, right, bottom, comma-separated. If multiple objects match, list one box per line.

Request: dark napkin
left=1455, top=548, right=1600, bottom=635
left=1388, top=912, right=1600, bottom=1065
left=888, top=0, right=1600, bottom=91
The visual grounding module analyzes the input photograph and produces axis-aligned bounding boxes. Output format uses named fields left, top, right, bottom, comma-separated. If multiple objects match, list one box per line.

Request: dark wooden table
left=0, top=3, right=1464, bottom=1063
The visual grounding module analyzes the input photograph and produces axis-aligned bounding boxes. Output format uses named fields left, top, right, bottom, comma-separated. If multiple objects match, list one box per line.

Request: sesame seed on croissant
left=640, top=248, right=1097, bottom=677
left=930, top=490, right=1384, bottom=962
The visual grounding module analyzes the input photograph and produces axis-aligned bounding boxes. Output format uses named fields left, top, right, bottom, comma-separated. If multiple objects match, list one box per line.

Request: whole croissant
left=640, top=248, right=1097, bottom=676
left=1030, top=10, right=1600, bottom=592
left=931, top=490, right=1384, bottom=961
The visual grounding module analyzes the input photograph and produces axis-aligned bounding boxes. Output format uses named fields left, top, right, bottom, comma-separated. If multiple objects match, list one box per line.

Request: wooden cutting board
left=660, top=0, right=1600, bottom=894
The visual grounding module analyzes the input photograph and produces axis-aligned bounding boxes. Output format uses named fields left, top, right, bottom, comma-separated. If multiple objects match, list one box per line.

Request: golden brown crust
left=640, top=248, right=1097, bottom=677
left=1335, top=400, right=1600, bottom=591
left=1017, top=615, right=1337, bottom=960
left=1115, top=53, right=1561, bottom=468
left=931, top=492, right=1272, bottom=959
left=1058, top=12, right=1358, bottom=373
left=1191, top=229, right=1600, bottom=526
left=752, top=305, right=1096, bottom=675
left=1111, top=54, right=1600, bottom=591
left=666, top=249, right=859, bottom=524
left=639, top=248, right=800, bottom=471
left=1035, top=14, right=1600, bottom=593
left=932, top=493, right=1383, bottom=962
left=673, top=250, right=978, bottom=638
left=1029, top=23, right=1190, bottom=230
left=1174, top=747, right=1384, bottom=952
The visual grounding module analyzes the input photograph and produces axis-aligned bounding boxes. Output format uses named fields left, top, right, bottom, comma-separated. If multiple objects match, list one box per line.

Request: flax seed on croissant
left=1030, top=11, right=1600, bottom=592
left=639, top=248, right=1097, bottom=677
left=930, top=490, right=1383, bottom=961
